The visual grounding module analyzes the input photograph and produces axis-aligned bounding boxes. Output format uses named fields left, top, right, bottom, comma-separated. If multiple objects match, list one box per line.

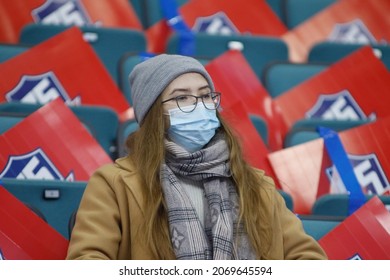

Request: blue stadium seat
left=266, top=0, right=284, bottom=21
left=278, top=189, right=294, bottom=211
left=281, top=0, right=336, bottom=29
left=135, top=0, right=189, bottom=28
left=312, top=194, right=390, bottom=217
left=128, top=0, right=149, bottom=29
left=249, top=114, right=268, bottom=146
left=0, top=178, right=87, bottom=239
left=167, top=32, right=289, bottom=82
left=117, top=118, right=139, bottom=157
left=0, top=114, right=22, bottom=134
left=262, top=61, right=328, bottom=98
left=19, top=24, right=146, bottom=85
left=299, top=215, right=343, bottom=240
left=284, top=119, right=371, bottom=147
left=0, top=102, right=120, bottom=160
left=308, top=42, right=390, bottom=70
left=0, top=43, right=29, bottom=63
left=118, top=53, right=145, bottom=105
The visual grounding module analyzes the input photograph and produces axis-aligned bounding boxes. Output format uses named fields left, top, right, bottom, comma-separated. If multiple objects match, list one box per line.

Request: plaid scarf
left=160, top=133, right=256, bottom=260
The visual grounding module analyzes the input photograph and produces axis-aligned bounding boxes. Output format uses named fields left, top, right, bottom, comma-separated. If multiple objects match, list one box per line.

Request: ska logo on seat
left=31, top=0, right=92, bottom=26
left=328, top=19, right=378, bottom=44
left=192, top=12, right=239, bottom=35
left=5, top=71, right=80, bottom=105
left=326, top=153, right=390, bottom=195
left=306, top=90, right=375, bottom=121
left=349, top=253, right=363, bottom=260
left=0, top=148, right=74, bottom=181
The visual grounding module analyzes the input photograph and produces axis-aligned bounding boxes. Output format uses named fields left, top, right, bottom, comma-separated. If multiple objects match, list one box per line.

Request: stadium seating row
left=129, top=0, right=337, bottom=30
left=2, top=174, right=390, bottom=241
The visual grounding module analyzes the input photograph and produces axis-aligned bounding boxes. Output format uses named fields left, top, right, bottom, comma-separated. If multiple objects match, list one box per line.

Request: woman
left=66, top=54, right=327, bottom=260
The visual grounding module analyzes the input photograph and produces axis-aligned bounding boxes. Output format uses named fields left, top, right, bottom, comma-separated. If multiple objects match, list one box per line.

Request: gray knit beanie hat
left=129, top=54, right=215, bottom=124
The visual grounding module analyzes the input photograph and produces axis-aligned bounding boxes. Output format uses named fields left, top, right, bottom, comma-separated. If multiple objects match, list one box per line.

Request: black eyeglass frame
left=161, top=92, right=222, bottom=113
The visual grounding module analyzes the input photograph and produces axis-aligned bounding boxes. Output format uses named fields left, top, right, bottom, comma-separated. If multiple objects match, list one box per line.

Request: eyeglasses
left=161, top=92, right=221, bottom=113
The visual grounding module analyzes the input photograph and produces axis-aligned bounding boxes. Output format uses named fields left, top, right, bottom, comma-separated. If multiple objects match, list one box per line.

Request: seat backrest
left=284, top=119, right=371, bottom=147
left=312, top=194, right=390, bottom=217
left=299, top=215, right=343, bottom=240
left=0, top=114, right=23, bottom=134
left=0, top=43, right=29, bottom=63
left=117, top=118, right=139, bottom=157
left=249, top=114, right=268, bottom=146
left=0, top=102, right=120, bottom=160
left=308, top=42, right=390, bottom=70
left=19, top=24, right=146, bottom=85
left=281, top=0, right=336, bottom=29
left=0, top=178, right=87, bottom=239
left=266, top=0, right=284, bottom=21
left=278, top=189, right=294, bottom=211
left=137, top=0, right=189, bottom=28
left=167, top=32, right=289, bottom=81
left=118, top=53, right=145, bottom=105
left=262, top=61, right=328, bottom=98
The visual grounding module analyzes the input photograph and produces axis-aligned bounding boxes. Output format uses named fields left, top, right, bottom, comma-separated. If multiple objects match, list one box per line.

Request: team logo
left=328, top=19, right=377, bottom=44
left=326, top=153, right=390, bottom=195
left=31, top=0, right=92, bottom=26
left=5, top=71, right=80, bottom=105
left=0, top=148, right=74, bottom=181
left=0, top=249, right=5, bottom=260
left=349, top=253, right=363, bottom=260
left=306, top=90, right=376, bottom=121
left=192, top=12, right=239, bottom=35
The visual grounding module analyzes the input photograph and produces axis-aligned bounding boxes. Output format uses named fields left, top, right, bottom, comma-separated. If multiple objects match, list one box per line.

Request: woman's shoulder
left=89, top=155, right=139, bottom=187
left=93, top=155, right=136, bottom=175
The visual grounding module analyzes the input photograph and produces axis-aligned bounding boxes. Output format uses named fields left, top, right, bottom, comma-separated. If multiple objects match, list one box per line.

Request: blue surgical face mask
left=167, top=104, right=220, bottom=153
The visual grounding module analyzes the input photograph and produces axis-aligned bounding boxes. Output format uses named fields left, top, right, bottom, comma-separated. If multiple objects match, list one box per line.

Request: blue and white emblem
left=192, top=12, right=239, bottom=35
left=328, top=19, right=377, bottom=44
left=5, top=71, right=80, bottom=105
left=0, top=148, right=74, bottom=181
left=306, top=90, right=375, bottom=121
left=349, top=253, right=363, bottom=260
left=31, top=0, right=92, bottom=26
left=0, top=249, right=5, bottom=260
left=326, top=153, right=390, bottom=195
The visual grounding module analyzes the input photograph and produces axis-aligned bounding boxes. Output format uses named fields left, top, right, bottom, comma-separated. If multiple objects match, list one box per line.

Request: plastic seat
left=281, top=0, right=336, bottom=29
left=299, top=215, right=343, bottom=240
left=0, top=102, right=120, bottom=160
left=266, top=0, right=284, bottom=21
left=278, top=189, right=294, bottom=211
left=0, top=178, right=87, bottom=239
left=167, top=32, right=289, bottom=81
left=19, top=24, right=146, bottom=85
left=262, top=61, right=328, bottom=98
left=117, top=118, right=139, bottom=157
left=118, top=53, right=145, bottom=105
left=0, top=43, right=29, bottom=63
left=142, top=0, right=189, bottom=27
left=249, top=114, right=268, bottom=146
left=308, top=42, right=390, bottom=70
left=284, top=119, right=371, bottom=147
left=312, top=194, right=390, bottom=217
left=0, top=114, right=23, bottom=134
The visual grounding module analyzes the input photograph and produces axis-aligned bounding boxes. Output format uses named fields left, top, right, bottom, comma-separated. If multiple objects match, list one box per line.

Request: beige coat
left=66, top=156, right=327, bottom=260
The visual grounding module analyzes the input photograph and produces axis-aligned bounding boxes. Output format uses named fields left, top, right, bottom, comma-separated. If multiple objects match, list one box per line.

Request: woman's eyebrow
left=169, top=88, right=191, bottom=95
left=169, top=85, right=210, bottom=95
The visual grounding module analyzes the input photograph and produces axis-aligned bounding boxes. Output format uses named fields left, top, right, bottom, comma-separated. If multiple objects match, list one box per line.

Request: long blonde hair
left=126, top=95, right=273, bottom=259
